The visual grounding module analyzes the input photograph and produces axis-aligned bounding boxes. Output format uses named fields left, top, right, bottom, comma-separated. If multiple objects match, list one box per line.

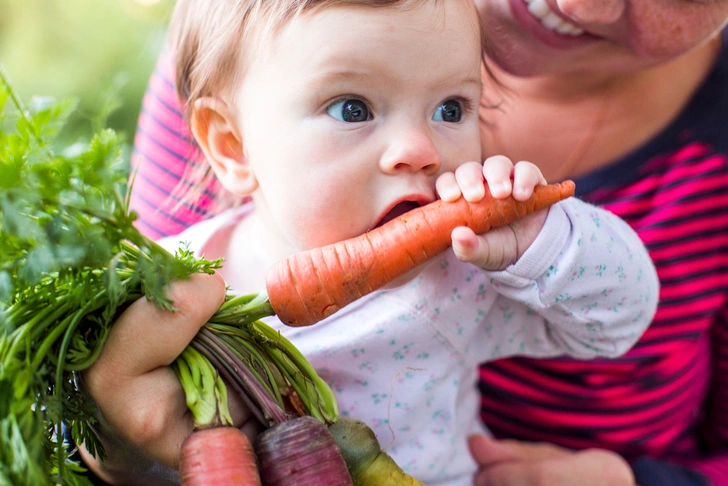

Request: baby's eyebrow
left=306, top=69, right=482, bottom=94
left=306, top=68, right=383, bottom=87
left=430, top=74, right=482, bottom=93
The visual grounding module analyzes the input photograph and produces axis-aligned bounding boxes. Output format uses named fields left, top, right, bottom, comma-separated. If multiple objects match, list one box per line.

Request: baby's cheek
left=280, top=202, right=367, bottom=251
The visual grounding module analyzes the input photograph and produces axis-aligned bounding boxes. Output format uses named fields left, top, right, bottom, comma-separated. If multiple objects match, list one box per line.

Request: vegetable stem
left=54, top=299, right=96, bottom=479
left=192, top=329, right=289, bottom=426
left=173, top=347, right=234, bottom=429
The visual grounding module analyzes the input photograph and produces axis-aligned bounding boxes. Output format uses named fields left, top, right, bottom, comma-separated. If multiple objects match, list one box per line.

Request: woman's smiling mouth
left=523, top=0, right=584, bottom=36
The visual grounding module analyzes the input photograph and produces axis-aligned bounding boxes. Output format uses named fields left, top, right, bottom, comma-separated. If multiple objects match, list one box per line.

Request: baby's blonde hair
left=169, top=0, right=435, bottom=116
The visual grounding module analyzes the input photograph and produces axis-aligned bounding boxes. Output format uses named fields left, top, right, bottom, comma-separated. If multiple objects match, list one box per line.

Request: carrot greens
left=0, top=68, right=215, bottom=485
left=0, top=73, right=337, bottom=485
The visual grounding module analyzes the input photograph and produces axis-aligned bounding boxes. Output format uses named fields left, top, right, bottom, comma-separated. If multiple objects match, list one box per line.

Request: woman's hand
left=436, top=155, right=549, bottom=271
left=77, top=273, right=256, bottom=483
left=468, top=435, right=636, bottom=486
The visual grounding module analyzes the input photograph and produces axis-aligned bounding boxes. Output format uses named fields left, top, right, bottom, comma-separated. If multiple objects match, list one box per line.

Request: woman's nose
left=555, top=0, right=625, bottom=24
left=379, top=126, right=442, bottom=176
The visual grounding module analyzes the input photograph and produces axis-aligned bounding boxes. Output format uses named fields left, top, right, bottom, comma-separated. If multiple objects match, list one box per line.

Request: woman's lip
left=508, top=0, right=599, bottom=50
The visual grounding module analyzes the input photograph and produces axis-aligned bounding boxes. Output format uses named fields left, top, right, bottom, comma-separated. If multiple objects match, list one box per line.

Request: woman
left=468, top=1, right=728, bottom=485
left=96, top=0, right=728, bottom=484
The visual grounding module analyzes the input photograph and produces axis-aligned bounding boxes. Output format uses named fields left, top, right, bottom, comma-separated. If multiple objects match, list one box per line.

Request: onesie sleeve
left=481, top=197, right=659, bottom=360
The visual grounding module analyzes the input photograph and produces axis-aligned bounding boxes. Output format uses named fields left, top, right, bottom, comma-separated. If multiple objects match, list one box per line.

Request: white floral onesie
left=164, top=197, right=659, bottom=486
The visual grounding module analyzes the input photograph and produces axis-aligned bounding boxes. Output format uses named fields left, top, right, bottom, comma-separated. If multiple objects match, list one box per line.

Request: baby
left=158, top=0, right=660, bottom=484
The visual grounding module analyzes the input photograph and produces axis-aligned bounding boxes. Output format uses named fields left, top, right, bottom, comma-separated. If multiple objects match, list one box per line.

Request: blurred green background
left=0, top=0, right=175, bottom=146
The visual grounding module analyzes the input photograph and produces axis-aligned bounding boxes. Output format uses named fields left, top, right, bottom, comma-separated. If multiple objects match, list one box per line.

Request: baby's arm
left=437, top=156, right=659, bottom=359
left=484, top=196, right=658, bottom=358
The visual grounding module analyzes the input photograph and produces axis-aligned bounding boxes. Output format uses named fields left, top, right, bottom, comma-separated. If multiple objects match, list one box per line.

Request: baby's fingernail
left=491, top=181, right=511, bottom=196
left=439, top=188, right=459, bottom=202
left=464, top=185, right=485, bottom=201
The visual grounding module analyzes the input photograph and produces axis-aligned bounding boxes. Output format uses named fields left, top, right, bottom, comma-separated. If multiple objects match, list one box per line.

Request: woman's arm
left=77, top=274, right=228, bottom=483
left=468, top=435, right=712, bottom=486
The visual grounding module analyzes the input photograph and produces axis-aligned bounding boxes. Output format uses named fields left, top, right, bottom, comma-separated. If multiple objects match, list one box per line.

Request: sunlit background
left=0, top=0, right=175, bottom=145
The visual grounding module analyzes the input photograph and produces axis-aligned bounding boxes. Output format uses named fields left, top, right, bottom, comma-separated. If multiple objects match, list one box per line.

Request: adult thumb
left=467, top=435, right=521, bottom=467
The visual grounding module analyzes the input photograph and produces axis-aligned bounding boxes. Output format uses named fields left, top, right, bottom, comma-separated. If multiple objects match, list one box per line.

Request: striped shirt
left=129, top=49, right=241, bottom=240
left=479, top=31, right=728, bottom=486
left=129, top=32, right=728, bottom=485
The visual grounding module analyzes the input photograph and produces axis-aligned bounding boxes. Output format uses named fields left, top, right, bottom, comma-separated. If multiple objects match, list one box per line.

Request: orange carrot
left=180, top=427, right=262, bottom=486
left=266, top=180, right=576, bottom=327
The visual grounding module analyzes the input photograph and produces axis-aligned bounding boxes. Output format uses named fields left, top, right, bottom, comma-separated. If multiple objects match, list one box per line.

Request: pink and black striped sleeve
left=632, top=302, right=728, bottom=486
left=686, top=304, right=728, bottom=483
left=129, top=48, right=234, bottom=240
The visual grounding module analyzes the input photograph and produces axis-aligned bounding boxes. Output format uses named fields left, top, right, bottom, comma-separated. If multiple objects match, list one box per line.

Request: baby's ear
left=190, top=97, right=258, bottom=196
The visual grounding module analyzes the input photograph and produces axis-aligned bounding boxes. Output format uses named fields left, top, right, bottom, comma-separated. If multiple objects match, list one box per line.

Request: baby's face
left=231, top=0, right=483, bottom=251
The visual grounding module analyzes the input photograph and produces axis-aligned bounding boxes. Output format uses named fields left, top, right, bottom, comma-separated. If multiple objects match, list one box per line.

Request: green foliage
left=0, top=72, right=219, bottom=485
left=0, top=67, right=341, bottom=484
left=0, top=0, right=175, bottom=145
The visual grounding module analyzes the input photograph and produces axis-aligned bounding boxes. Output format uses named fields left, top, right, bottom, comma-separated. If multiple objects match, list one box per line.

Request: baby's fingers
left=451, top=226, right=481, bottom=262
left=455, top=162, right=486, bottom=202
left=513, top=161, right=547, bottom=201
left=435, top=171, right=461, bottom=202
left=436, top=161, right=486, bottom=202
left=482, top=155, right=515, bottom=199
left=451, top=226, right=517, bottom=271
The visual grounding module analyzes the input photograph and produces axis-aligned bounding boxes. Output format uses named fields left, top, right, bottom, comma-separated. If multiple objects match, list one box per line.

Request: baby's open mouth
left=375, top=201, right=422, bottom=229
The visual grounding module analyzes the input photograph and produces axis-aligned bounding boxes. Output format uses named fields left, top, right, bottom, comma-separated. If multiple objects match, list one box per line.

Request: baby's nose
left=379, top=127, right=441, bottom=176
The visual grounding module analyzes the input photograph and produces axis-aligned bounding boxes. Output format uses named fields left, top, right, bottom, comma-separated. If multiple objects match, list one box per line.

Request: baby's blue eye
left=327, top=99, right=371, bottom=122
left=432, top=100, right=463, bottom=122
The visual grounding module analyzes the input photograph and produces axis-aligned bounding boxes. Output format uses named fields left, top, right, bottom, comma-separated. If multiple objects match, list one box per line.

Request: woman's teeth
left=523, top=0, right=584, bottom=36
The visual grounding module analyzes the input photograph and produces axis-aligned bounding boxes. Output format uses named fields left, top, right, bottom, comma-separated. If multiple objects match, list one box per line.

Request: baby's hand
left=435, top=155, right=549, bottom=271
